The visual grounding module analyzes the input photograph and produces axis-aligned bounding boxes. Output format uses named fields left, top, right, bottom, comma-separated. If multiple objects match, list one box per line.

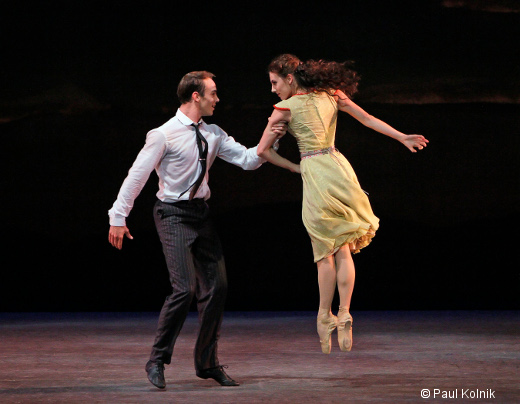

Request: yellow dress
left=275, top=91, right=379, bottom=262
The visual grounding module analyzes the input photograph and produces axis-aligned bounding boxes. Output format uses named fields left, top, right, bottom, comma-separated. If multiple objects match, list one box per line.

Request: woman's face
left=269, top=72, right=293, bottom=100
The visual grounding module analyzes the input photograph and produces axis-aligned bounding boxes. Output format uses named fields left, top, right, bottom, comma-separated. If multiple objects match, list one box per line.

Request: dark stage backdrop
left=1, top=1, right=519, bottom=312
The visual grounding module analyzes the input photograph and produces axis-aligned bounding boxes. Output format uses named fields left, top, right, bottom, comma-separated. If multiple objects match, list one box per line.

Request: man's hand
left=271, top=120, right=288, bottom=138
left=108, top=225, right=133, bottom=250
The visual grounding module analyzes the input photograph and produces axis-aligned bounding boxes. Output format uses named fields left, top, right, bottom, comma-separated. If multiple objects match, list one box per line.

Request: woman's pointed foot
left=317, top=308, right=338, bottom=354
left=337, top=307, right=353, bottom=352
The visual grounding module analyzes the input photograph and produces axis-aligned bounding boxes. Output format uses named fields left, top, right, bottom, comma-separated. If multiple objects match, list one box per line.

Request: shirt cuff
left=109, top=214, right=126, bottom=227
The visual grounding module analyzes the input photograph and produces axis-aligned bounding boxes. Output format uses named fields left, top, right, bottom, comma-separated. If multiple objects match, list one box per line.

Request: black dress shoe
left=196, top=365, right=239, bottom=386
left=145, top=360, right=166, bottom=389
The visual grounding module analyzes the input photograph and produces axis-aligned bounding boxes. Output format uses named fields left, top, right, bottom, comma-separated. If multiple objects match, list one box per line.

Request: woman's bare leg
left=334, top=245, right=355, bottom=351
left=334, top=245, right=355, bottom=310
left=316, top=255, right=338, bottom=353
left=316, top=254, right=337, bottom=310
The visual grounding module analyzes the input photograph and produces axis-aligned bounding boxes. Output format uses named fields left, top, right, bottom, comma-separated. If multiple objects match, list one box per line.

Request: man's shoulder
left=149, top=116, right=185, bottom=140
left=202, top=122, right=227, bottom=137
left=157, top=116, right=181, bottom=132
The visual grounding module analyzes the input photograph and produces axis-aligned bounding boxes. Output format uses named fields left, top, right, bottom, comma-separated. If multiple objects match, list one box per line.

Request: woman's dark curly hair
left=268, top=54, right=360, bottom=99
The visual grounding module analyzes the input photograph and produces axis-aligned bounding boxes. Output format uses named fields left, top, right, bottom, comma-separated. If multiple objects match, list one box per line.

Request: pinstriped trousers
left=150, top=199, right=227, bottom=371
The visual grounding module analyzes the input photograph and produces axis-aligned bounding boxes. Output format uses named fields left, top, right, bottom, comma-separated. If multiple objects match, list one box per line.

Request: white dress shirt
left=108, top=109, right=265, bottom=226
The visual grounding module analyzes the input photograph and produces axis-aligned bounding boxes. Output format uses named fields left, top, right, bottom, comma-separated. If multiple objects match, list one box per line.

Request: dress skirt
left=300, top=150, right=380, bottom=262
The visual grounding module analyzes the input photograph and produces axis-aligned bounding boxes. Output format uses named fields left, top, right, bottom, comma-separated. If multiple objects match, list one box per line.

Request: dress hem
left=313, top=228, right=376, bottom=263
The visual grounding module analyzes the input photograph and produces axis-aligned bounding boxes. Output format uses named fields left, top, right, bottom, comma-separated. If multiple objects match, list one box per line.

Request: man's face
left=199, top=78, right=219, bottom=116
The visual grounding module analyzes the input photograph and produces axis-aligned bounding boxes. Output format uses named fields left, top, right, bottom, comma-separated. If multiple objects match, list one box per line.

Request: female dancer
left=257, top=54, right=428, bottom=354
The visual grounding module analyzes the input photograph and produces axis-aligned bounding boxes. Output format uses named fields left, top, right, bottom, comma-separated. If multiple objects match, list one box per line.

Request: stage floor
left=0, top=311, right=518, bottom=403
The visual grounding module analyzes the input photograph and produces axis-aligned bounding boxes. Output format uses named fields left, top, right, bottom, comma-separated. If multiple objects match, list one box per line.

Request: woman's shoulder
left=299, top=90, right=338, bottom=101
left=274, top=93, right=311, bottom=109
left=274, top=90, right=337, bottom=110
left=274, top=98, right=292, bottom=110
left=318, top=89, right=339, bottom=98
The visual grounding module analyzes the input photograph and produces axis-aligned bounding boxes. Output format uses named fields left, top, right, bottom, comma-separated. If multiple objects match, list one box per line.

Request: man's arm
left=107, top=130, right=166, bottom=249
left=215, top=121, right=287, bottom=170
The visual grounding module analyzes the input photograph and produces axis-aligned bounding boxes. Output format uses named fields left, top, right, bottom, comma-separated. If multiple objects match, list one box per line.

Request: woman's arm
left=335, top=90, right=429, bottom=152
left=257, top=108, right=300, bottom=173
left=258, top=109, right=291, bottom=154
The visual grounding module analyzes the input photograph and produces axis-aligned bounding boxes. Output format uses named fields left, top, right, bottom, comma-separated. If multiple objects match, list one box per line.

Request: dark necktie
left=180, top=123, right=208, bottom=200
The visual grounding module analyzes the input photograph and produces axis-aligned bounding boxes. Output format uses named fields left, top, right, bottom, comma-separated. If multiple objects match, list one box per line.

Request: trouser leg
left=192, top=214, right=228, bottom=371
left=149, top=200, right=198, bottom=365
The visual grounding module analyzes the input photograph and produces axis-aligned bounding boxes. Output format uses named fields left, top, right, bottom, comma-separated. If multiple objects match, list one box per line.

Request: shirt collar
left=176, top=109, right=204, bottom=126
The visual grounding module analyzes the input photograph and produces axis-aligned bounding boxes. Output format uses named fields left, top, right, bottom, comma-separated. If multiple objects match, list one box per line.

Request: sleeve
left=108, top=130, right=166, bottom=226
left=273, top=99, right=291, bottom=111
left=214, top=126, right=265, bottom=171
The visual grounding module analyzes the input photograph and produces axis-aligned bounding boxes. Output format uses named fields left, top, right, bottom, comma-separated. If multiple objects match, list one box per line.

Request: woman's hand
left=290, top=163, right=301, bottom=174
left=401, top=134, right=429, bottom=152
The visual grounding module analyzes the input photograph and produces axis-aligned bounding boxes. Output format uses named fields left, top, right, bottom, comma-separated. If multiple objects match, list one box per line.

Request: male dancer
left=108, top=71, right=287, bottom=389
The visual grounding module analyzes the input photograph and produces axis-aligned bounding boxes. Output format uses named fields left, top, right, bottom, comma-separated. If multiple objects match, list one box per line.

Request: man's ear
left=192, top=91, right=201, bottom=103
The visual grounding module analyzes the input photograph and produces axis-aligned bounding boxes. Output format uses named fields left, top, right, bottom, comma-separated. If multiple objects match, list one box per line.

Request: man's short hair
left=177, top=71, right=216, bottom=104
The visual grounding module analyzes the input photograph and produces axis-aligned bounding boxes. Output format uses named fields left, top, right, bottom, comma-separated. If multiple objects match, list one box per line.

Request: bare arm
left=335, top=90, right=429, bottom=152
left=257, top=109, right=300, bottom=173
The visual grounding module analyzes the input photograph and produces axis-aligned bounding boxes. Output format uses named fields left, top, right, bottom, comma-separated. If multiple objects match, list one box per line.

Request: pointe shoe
left=317, top=309, right=338, bottom=354
left=337, top=307, right=353, bottom=352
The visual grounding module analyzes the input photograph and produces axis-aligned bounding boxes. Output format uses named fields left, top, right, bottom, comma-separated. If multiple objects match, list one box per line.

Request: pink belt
left=300, top=147, right=337, bottom=160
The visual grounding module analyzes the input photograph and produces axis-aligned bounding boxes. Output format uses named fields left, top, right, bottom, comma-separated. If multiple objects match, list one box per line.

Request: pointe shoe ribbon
left=317, top=309, right=338, bottom=354
left=337, top=307, right=353, bottom=352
